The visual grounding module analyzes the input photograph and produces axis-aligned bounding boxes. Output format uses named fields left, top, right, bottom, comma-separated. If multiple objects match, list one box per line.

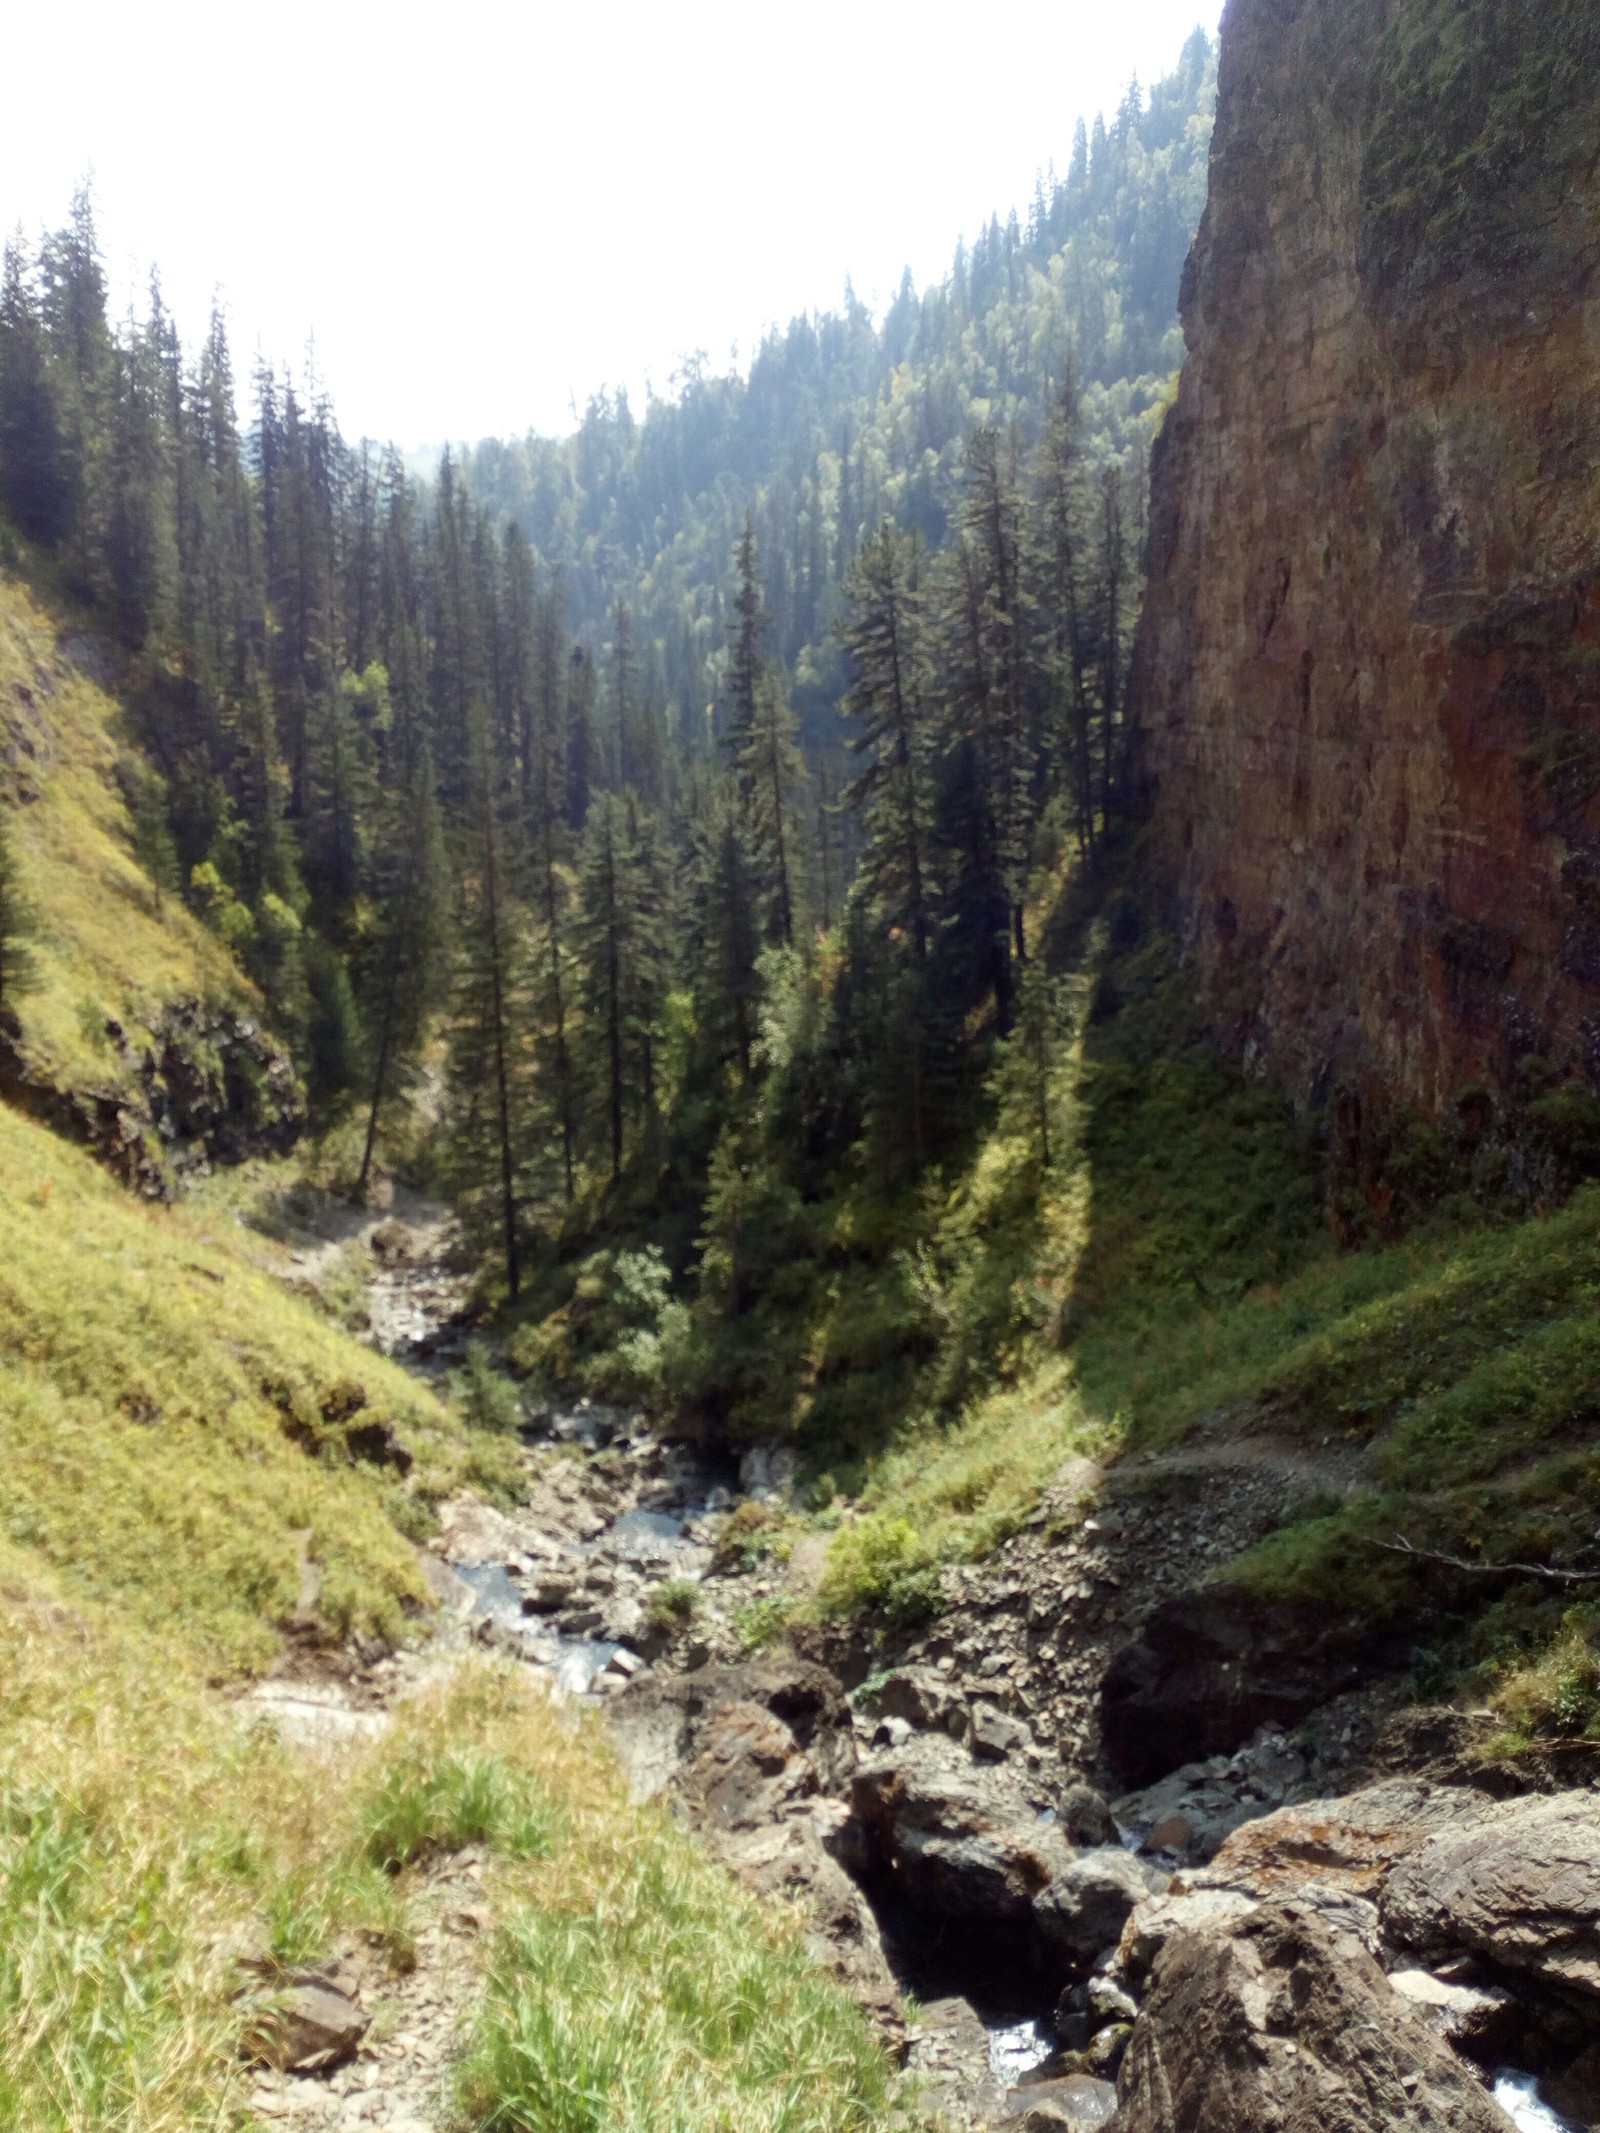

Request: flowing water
left=1493, top=2072, right=1583, bottom=2133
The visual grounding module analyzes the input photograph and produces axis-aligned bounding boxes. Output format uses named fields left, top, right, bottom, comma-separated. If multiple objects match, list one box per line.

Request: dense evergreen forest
left=0, top=32, right=1215, bottom=1443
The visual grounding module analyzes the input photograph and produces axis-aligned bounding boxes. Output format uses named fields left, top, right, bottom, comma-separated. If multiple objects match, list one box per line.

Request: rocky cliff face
left=1136, top=0, right=1600, bottom=1154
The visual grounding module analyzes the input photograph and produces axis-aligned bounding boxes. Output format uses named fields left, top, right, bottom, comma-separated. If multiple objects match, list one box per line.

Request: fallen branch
left=1369, top=1534, right=1600, bottom=1586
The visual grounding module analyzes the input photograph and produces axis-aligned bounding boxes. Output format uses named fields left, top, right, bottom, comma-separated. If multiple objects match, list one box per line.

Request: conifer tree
left=354, top=748, right=449, bottom=1199
left=693, top=784, right=762, bottom=1083
left=1039, top=365, right=1097, bottom=854
left=448, top=710, right=532, bottom=1298
left=839, top=523, right=933, bottom=965
left=0, top=234, right=67, bottom=546
left=527, top=579, right=578, bottom=1201
left=1096, top=464, right=1128, bottom=819
left=573, top=790, right=663, bottom=1181
left=726, top=516, right=765, bottom=798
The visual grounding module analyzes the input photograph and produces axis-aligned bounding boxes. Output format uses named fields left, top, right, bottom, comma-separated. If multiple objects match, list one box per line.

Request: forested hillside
left=0, top=32, right=1215, bottom=1355
left=463, top=30, right=1215, bottom=750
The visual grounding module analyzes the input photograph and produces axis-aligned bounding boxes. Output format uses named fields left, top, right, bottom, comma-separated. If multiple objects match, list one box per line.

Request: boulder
left=903, top=1996, right=1006, bottom=2124
left=836, top=1741, right=1070, bottom=1934
left=1060, top=1785, right=1120, bottom=1849
left=682, top=1701, right=818, bottom=1830
left=607, top=1654, right=857, bottom=1804
left=1008, top=2072, right=1119, bottom=2128
left=707, top=1800, right=902, bottom=2030
left=1035, top=1848, right=1166, bottom=1967
left=863, top=1665, right=965, bottom=1734
left=1112, top=1902, right=1512, bottom=2132
left=242, top=1978, right=368, bottom=2073
left=972, top=1702, right=1031, bottom=1762
left=1387, top=1968, right=1517, bottom=2053
left=1381, top=1791, right=1600, bottom=2003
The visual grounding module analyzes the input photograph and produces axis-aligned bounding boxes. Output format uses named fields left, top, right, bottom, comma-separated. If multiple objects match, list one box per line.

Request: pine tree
left=304, top=674, right=377, bottom=933
left=354, top=749, right=449, bottom=1199
left=725, top=516, right=766, bottom=800
left=839, top=522, right=937, bottom=1159
left=527, top=576, right=578, bottom=1201
left=693, top=783, right=762, bottom=1083
left=573, top=790, right=664, bottom=1181
left=1096, top=464, right=1128, bottom=820
left=0, top=234, right=68, bottom=546
left=839, top=523, right=934, bottom=964
left=1039, top=364, right=1097, bottom=853
left=448, top=710, right=533, bottom=1298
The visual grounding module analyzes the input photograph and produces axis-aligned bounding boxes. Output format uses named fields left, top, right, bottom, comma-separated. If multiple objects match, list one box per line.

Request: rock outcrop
left=1135, top=0, right=1600, bottom=1150
left=1110, top=1902, right=1511, bottom=2132
left=1099, top=1585, right=1406, bottom=1787
left=1381, top=1792, right=1600, bottom=2003
left=0, top=997, right=304, bottom=1195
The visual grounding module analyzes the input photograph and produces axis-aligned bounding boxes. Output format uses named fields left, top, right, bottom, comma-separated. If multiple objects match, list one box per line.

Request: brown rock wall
left=1136, top=0, right=1600, bottom=1121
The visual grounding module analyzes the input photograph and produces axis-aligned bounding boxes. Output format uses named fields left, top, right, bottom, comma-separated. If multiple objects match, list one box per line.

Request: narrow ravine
left=252, top=1196, right=1600, bottom=2133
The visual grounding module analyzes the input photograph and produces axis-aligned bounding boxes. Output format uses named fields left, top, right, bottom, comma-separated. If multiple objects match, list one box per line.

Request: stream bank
left=257, top=1194, right=1599, bottom=2133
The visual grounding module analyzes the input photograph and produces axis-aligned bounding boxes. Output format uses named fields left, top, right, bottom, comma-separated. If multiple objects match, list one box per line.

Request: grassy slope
left=0, top=571, right=251, bottom=1092
left=0, top=562, right=897, bottom=2130
left=788, top=886, right=1600, bottom=1742
left=0, top=1099, right=467, bottom=1669
left=0, top=1582, right=891, bottom=2133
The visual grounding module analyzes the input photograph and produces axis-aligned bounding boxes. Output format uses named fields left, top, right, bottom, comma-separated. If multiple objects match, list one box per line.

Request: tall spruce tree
left=354, top=748, right=448, bottom=1199
left=448, top=708, right=533, bottom=1298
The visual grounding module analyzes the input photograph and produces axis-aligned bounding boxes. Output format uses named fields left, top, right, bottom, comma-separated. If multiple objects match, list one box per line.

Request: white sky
left=2, top=0, right=1220, bottom=449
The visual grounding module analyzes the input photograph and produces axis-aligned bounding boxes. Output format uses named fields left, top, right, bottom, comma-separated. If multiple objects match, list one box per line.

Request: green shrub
left=360, top=1746, right=557, bottom=1872
left=644, top=1578, right=702, bottom=1634
left=733, top=1595, right=797, bottom=1653
left=453, top=1342, right=525, bottom=1437
left=816, top=1515, right=942, bottom=1626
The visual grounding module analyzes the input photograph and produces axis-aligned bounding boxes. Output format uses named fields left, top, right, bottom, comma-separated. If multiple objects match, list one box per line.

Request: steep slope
left=0, top=570, right=303, bottom=1188
left=1135, top=0, right=1600, bottom=1149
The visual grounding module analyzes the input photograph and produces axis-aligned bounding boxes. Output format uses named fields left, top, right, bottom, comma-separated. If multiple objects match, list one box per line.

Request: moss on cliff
left=1361, top=0, right=1600, bottom=297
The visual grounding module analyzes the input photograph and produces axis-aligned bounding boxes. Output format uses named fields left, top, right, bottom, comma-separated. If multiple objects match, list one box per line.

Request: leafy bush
left=1495, top=1613, right=1600, bottom=1744
left=733, top=1594, right=797, bottom=1653
left=711, top=1499, right=790, bottom=1573
left=511, top=1247, right=690, bottom=1410
left=816, top=1515, right=943, bottom=1627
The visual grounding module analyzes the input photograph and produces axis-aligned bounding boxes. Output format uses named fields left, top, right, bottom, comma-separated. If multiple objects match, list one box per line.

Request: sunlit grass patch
left=0, top=574, right=249, bottom=1097
left=0, top=1102, right=475, bottom=1667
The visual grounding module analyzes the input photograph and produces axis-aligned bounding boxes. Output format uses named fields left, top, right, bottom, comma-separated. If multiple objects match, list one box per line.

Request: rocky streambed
left=270, top=1201, right=1600, bottom=2133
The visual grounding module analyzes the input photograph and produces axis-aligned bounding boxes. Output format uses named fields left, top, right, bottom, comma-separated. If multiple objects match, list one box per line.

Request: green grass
left=0, top=1570, right=898, bottom=2133
left=0, top=573, right=252, bottom=1098
left=459, top=1791, right=892, bottom=2133
left=800, top=885, right=1600, bottom=1737
left=0, top=1100, right=494, bottom=1669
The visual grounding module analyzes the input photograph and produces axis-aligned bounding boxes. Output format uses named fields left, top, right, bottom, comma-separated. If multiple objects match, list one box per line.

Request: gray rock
left=1035, top=1847, right=1165, bottom=1965
left=242, top=1979, right=368, bottom=2073
left=1006, top=2072, right=1118, bottom=2128
left=1381, top=1791, right=1600, bottom=2003
left=1387, top=1967, right=1517, bottom=2052
left=972, top=1703, right=1029, bottom=1762
left=1113, top=1901, right=1511, bottom=2133
left=1059, top=1784, right=1119, bottom=1849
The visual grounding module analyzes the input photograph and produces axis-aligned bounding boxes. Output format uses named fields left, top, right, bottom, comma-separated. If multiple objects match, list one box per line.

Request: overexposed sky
left=3, top=1, right=1220, bottom=448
